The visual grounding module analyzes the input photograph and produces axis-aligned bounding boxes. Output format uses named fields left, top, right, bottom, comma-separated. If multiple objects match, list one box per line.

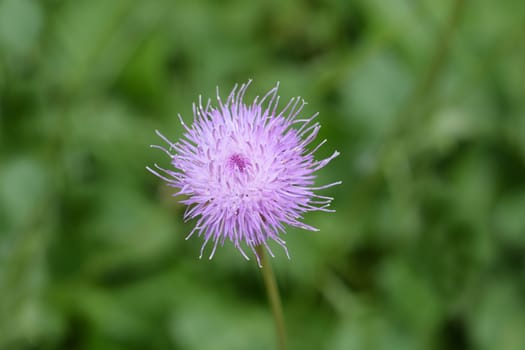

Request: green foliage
left=1, top=0, right=523, bottom=349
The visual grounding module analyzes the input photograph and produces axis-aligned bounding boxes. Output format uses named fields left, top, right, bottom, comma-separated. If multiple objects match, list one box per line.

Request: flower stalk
left=256, top=245, right=287, bottom=350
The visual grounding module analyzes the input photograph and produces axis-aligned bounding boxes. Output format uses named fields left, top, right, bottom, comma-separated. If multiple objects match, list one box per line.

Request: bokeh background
left=1, top=0, right=524, bottom=349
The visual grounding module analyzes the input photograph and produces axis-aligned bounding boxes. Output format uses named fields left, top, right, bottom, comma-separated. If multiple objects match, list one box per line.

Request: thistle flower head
left=147, top=81, right=340, bottom=266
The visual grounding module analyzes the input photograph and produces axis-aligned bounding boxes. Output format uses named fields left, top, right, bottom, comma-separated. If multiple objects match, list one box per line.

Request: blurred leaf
left=0, top=156, right=51, bottom=230
left=469, top=281, right=525, bottom=350
left=493, top=190, right=525, bottom=247
left=378, top=258, right=443, bottom=342
left=0, top=0, right=42, bottom=59
left=341, top=50, right=412, bottom=139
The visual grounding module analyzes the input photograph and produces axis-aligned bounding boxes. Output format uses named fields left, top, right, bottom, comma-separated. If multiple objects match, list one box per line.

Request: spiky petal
left=147, top=81, right=340, bottom=266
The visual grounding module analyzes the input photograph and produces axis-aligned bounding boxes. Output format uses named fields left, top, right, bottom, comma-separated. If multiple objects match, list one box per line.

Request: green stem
left=256, top=245, right=287, bottom=350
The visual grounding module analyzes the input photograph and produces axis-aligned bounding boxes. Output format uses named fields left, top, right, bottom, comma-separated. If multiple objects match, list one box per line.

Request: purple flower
left=147, top=81, right=340, bottom=266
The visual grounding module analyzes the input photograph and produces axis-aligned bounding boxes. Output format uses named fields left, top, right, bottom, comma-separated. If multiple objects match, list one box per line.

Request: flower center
left=228, top=153, right=248, bottom=173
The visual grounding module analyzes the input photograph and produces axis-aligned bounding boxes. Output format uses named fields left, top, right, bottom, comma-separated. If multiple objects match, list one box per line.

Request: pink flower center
left=228, top=153, right=248, bottom=173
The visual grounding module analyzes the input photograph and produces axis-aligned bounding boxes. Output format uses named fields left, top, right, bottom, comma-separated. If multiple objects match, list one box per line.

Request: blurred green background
left=1, top=0, right=524, bottom=349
